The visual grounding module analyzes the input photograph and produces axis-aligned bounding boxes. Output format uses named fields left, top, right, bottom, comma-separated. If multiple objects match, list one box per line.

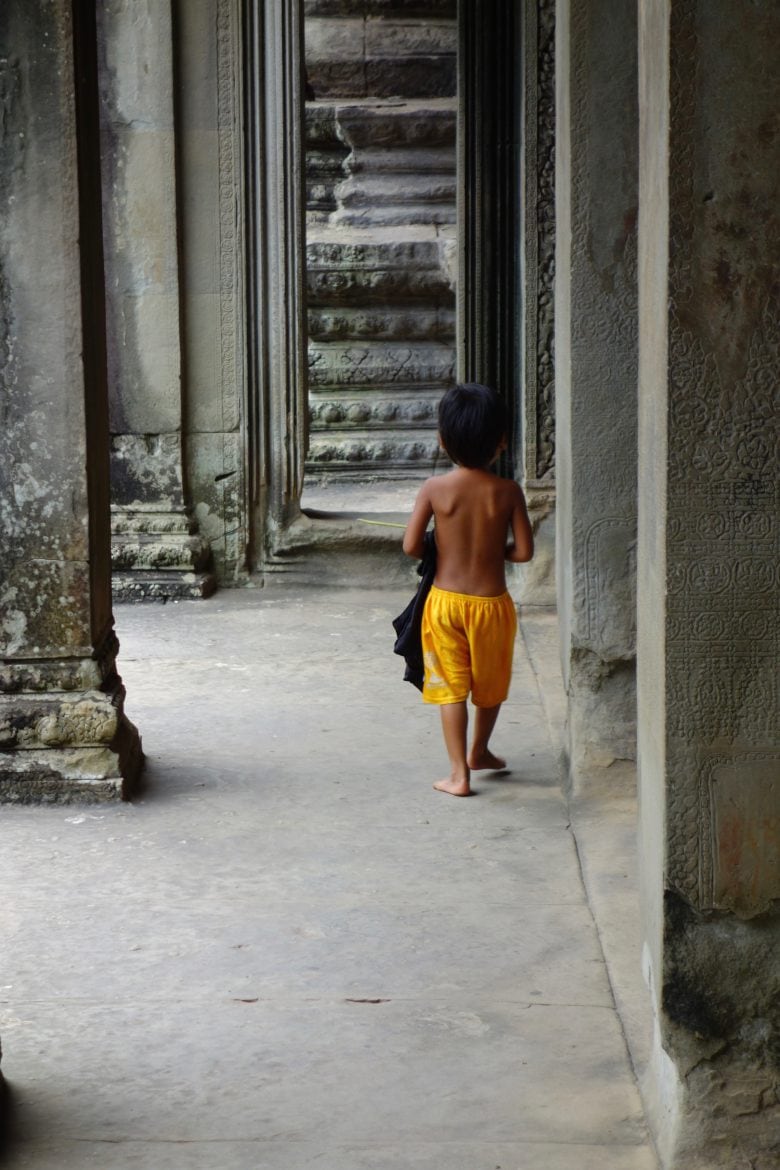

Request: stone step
left=306, top=99, right=456, bottom=146
left=305, top=17, right=456, bottom=100
left=308, top=340, right=454, bottom=388
left=309, top=385, right=441, bottom=430
left=305, top=101, right=455, bottom=221
left=111, top=571, right=217, bottom=604
left=308, top=304, right=455, bottom=341
left=305, top=2, right=455, bottom=16
left=306, top=238, right=454, bottom=305
left=331, top=179, right=456, bottom=226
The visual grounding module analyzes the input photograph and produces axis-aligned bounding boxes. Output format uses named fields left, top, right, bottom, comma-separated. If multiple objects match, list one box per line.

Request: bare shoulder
left=500, top=477, right=528, bottom=506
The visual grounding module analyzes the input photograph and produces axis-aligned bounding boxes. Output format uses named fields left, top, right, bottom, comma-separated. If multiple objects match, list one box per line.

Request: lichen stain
left=1, top=603, right=27, bottom=655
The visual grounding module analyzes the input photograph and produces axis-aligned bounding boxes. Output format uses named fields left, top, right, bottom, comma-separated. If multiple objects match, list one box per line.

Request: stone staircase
left=303, top=2, right=457, bottom=484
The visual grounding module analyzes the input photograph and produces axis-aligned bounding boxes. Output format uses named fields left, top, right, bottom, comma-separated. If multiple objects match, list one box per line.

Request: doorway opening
left=299, top=2, right=458, bottom=524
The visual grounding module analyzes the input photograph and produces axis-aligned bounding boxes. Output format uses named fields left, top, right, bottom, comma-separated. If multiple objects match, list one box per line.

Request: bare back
left=403, top=466, right=533, bottom=596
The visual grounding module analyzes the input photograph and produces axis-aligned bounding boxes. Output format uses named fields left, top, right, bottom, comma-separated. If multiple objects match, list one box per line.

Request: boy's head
left=437, top=383, right=507, bottom=469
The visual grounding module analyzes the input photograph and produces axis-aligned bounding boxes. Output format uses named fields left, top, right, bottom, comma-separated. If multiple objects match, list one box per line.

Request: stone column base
left=111, top=506, right=217, bottom=602
left=0, top=685, right=144, bottom=803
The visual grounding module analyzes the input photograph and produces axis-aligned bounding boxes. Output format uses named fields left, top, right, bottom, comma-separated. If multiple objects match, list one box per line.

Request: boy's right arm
left=402, top=480, right=434, bottom=558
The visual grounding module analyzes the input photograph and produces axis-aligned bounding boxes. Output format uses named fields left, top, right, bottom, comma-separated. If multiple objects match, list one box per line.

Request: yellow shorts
left=421, top=586, right=517, bottom=708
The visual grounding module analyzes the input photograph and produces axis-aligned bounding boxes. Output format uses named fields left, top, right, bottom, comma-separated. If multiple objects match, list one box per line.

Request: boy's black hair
left=437, top=383, right=507, bottom=469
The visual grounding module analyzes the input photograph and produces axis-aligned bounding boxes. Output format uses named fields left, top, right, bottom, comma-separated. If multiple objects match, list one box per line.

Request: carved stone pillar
left=638, top=2, right=780, bottom=1164
left=246, top=0, right=308, bottom=543
left=0, top=0, right=143, bottom=800
left=555, top=0, right=638, bottom=769
left=98, top=0, right=215, bottom=601
left=518, top=0, right=556, bottom=603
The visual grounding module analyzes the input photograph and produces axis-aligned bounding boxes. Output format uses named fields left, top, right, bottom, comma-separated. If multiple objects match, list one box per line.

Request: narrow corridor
left=0, top=590, right=656, bottom=1169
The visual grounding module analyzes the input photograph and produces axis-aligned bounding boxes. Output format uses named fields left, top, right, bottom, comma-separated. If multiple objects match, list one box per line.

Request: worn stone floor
left=0, top=589, right=658, bottom=1169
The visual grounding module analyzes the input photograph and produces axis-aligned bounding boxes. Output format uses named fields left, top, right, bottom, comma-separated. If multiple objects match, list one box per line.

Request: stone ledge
left=111, top=571, right=217, bottom=604
left=264, top=511, right=415, bottom=587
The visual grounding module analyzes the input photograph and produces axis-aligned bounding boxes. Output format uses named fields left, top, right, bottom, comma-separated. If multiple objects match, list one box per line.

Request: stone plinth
left=0, top=0, right=142, bottom=801
left=638, top=0, right=780, bottom=1164
left=555, top=0, right=638, bottom=770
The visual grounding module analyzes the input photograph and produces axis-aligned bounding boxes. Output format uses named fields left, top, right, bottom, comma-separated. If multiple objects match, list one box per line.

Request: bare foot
left=433, top=775, right=472, bottom=797
left=467, top=748, right=506, bottom=771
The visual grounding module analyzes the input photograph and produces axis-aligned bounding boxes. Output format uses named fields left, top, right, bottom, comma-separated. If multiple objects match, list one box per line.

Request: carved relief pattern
left=535, top=0, right=556, bottom=481
left=663, top=2, right=780, bottom=911
left=215, top=0, right=247, bottom=576
left=523, top=0, right=556, bottom=485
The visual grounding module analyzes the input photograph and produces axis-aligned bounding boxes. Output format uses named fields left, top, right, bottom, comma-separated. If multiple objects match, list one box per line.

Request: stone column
left=98, top=1, right=215, bottom=601
left=0, top=0, right=142, bottom=800
left=638, top=1, right=780, bottom=1165
left=246, top=0, right=308, bottom=540
left=554, top=0, right=638, bottom=771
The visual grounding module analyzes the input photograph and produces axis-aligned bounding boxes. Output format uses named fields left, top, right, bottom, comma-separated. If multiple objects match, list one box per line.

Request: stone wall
left=637, top=0, right=780, bottom=1163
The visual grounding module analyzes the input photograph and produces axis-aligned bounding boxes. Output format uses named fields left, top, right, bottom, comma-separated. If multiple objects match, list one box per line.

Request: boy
left=402, top=384, right=534, bottom=796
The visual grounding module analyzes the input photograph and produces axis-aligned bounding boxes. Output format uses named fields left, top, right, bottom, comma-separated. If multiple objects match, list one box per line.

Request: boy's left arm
left=402, top=480, right=434, bottom=559
left=505, top=484, right=534, bottom=563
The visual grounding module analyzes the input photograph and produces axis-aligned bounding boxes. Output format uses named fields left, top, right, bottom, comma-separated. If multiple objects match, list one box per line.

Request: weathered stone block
left=305, top=16, right=364, bottom=61
left=306, top=240, right=453, bottom=305
left=0, top=684, right=143, bottom=803
left=364, top=57, right=456, bottom=99
left=364, top=18, right=456, bottom=57
left=0, top=692, right=120, bottom=751
left=107, top=292, right=183, bottom=434
left=307, top=61, right=367, bottom=99
left=111, top=571, right=217, bottom=604
left=333, top=173, right=456, bottom=225
left=110, top=433, right=184, bottom=509
left=334, top=101, right=456, bottom=148
left=111, top=532, right=212, bottom=573
left=305, top=1, right=455, bottom=16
